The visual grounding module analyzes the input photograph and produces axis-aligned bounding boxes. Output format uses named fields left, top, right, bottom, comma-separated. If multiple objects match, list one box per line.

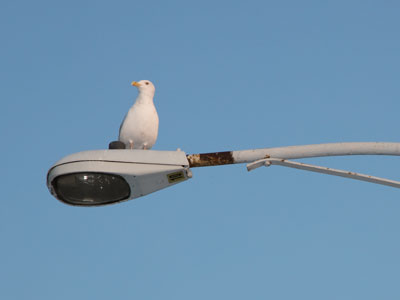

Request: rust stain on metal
left=187, top=151, right=235, bottom=167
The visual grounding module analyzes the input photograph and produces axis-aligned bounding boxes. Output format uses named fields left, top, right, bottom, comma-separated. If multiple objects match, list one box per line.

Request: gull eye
left=145, top=82, right=149, bottom=85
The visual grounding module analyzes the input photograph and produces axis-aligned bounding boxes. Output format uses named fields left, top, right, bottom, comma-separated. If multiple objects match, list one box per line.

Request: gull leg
left=129, top=141, right=134, bottom=149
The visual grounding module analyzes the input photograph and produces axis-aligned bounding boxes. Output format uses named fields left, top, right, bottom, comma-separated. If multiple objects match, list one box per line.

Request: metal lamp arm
left=187, top=142, right=400, bottom=167
left=187, top=142, right=400, bottom=189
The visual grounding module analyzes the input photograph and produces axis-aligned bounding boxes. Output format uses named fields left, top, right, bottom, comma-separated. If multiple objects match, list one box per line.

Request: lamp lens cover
left=53, top=172, right=130, bottom=206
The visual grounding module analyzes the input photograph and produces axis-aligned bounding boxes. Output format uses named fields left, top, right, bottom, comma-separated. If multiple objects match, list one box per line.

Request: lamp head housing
left=47, top=149, right=192, bottom=206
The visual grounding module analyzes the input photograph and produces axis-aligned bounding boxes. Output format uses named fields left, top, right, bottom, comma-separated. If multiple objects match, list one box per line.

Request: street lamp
left=47, top=142, right=400, bottom=206
left=47, top=149, right=192, bottom=206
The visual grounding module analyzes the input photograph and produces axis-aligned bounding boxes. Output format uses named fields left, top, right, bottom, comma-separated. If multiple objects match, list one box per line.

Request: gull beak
left=131, top=81, right=140, bottom=87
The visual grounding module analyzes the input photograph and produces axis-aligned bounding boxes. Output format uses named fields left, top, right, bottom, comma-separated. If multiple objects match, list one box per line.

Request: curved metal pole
left=187, top=142, right=400, bottom=167
left=187, top=142, right=400, bottom=189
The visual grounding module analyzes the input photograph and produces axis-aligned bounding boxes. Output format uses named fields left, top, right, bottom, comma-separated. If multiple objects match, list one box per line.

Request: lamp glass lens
left=53, top=172, right=130, bottom=206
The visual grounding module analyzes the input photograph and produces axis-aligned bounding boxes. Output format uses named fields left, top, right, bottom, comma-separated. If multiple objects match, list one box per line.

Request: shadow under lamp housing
left=47, top=149, right=192, bottom=206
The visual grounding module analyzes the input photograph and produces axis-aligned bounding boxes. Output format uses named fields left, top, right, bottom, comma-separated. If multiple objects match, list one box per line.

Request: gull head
left=131, top=80, right=155, bottom=97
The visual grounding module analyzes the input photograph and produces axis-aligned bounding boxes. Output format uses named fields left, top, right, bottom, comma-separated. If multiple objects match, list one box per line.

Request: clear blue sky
left=1, top=0, right=400, bottom=299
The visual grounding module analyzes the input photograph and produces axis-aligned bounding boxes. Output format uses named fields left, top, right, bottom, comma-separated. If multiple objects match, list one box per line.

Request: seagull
left=118, top=80, right=159, bottom=149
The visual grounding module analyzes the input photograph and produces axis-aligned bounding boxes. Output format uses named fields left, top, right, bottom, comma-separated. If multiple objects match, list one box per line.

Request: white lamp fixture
left=47, top=149, right=192, bottom=206
left=47, top=142, right=400, bottom=206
